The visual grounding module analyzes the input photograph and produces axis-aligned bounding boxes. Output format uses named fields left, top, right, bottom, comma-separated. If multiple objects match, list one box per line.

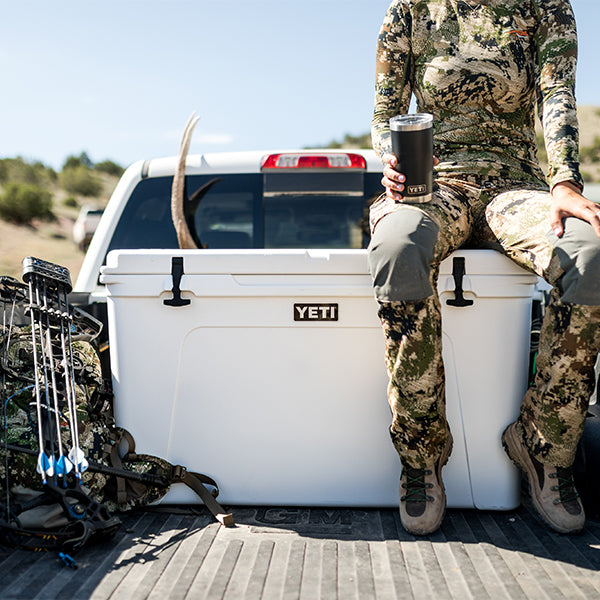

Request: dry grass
left=0, top=217, right=85, bottom=284
left=577, top=105, right=600, bottom=147
left=536, top=105, right=600, bottom=182
left=0, top=170, right=117, bottom=285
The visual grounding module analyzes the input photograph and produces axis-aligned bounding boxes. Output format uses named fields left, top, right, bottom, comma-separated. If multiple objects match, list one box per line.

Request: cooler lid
left=101, top=248, right=538, bottom=280
left=101, top=249, right=370, bottom=277
left=439, top=249, right=538, bottom=278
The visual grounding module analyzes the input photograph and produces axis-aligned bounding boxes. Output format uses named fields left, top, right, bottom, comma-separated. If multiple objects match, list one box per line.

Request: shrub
left=62, top=152, right=94, bottom=170
left=95, top=160, right=124, bottom=177
left=0, top=182, right=55, bottom=224
left=0, top=157, right=56, bottom=186
left=59, top=166, right=103, bottom=197
left=535, top=132, right=547, bottom=164
left=580, top=137, right=600, bottom=164
left=63, top=195, right=79, bottom=208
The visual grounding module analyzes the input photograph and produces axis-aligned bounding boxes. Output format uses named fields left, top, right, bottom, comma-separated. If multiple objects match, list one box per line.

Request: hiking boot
left=502, top=422, right=585, bottom=534
left=399, top=435, right=453, bottom=536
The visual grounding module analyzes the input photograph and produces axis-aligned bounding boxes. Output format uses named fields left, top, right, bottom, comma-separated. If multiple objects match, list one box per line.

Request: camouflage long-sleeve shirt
left=372, top=0, right=583, bottom=190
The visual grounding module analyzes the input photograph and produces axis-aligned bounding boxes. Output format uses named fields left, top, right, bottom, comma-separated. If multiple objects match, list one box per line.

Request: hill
left=0, top=155, right=121, bottom=283
left=577, top=105, right=600, bottom=182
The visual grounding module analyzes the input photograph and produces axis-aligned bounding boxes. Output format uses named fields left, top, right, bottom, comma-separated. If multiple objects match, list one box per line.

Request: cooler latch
left=164, top=256, right=191, bottom=307
left=446, top=256, right=473, bottom=307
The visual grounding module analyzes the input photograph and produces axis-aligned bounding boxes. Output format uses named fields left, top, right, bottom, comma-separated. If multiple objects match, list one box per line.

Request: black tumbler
left=390, top=113, right=433, bottom=203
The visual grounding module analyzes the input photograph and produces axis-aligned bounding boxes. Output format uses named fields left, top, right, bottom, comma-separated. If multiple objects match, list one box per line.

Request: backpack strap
left=114, top=429, right=234, bottom=526
left=5, top=442, right=235, bottom=527
left=168, top=464, right=234, bottom=527
left=105, top=429, right=137, bottom=506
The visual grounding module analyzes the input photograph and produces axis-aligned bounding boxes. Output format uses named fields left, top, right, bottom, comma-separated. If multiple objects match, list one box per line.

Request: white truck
left=72, top=205, right=104, bottom=252
left=51, top=147, right=600, bottom=599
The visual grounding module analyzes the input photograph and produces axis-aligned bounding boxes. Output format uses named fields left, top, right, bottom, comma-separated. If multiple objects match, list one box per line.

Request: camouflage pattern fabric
left=0, top=323, right=170, bottom=514
left=380, top=292, right=600, bottom=469
left=0, top=326, right=100, bottom=492
left=518, top=291, right=600, bottom=467
left=378, top=299, right=451, bottom=469
left=376, top=180, right=600, bottom=468
left=372, top=0, right=582, bottom=192
left=371, top=0, right=600, bottom=468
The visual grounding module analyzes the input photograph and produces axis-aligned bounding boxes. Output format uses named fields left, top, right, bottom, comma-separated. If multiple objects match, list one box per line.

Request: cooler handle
left=163, top=256, right=191, bottom=307
left=446, top=256, right=474, bottom=308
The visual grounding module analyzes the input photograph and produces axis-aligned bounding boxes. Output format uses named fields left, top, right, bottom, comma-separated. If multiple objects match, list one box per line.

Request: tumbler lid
left=390, top=113, right=433, bottom=132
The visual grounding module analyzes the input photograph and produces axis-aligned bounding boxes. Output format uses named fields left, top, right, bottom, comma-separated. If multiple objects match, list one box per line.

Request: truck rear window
left=105, top=172, right=382, bottom=257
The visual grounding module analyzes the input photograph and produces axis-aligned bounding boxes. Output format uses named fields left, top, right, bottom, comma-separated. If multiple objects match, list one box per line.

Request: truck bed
left=2, top=502, right=600, bottom=599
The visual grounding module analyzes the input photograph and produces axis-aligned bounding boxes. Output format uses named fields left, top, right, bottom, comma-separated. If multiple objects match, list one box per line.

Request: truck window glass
left=106, top=174, right=262, bottom=258
left=190, top=174, right=262, bottom=248
left=263, top=171, right=380, bottom=249
left=264, top=195, right=365, bottom=248
left=106, top=177, right=178, bottom=254
left=105, top=170, right=382, bottom=259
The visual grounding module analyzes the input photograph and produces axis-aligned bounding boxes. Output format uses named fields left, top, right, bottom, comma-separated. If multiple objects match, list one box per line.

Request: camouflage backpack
left=1, top=262, right=232, bottom=552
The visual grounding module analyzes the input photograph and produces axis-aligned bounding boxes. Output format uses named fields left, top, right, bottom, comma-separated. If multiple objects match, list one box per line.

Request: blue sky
left=1, top=0, right=597, bottom=170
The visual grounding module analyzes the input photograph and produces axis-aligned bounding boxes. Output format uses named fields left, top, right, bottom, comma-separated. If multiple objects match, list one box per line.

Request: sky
left=1, top=0, right=598, bottom=171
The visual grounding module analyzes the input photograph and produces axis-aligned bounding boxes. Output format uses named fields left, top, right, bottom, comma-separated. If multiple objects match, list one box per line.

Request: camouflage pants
left=368, top=177, right=600, bottom=468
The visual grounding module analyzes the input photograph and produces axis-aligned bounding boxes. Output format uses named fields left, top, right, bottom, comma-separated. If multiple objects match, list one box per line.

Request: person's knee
left=555, top=219, right=600, bottom=305
left=368, top=209, right=439, bottom=302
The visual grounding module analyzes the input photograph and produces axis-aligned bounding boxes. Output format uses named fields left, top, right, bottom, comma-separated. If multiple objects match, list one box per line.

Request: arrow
left=26, top=275, right=49, bottom=484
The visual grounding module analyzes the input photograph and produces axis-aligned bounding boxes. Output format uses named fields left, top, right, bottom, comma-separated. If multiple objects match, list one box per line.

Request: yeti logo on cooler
left=294, top=303, right=338, bottom=321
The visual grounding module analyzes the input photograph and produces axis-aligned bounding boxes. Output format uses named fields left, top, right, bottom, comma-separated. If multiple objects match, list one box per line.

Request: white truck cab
left=74, top=149, right=384, bottom=300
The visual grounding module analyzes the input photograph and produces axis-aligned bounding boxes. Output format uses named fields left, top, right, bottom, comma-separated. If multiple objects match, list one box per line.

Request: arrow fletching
left=37, top=452, right=54, bottom=477
left=68, top=447, right=89, bottom=473
left=56, top=455, right=73, bottom=476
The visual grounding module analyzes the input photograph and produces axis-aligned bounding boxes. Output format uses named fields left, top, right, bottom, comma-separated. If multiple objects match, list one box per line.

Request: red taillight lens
left=261, top=153, right=367, bottom=170
left=297, top=156, right=329, bottom=168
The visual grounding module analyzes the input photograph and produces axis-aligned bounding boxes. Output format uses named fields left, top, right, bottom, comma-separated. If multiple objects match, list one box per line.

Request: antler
left=171, top=112, right=200, bottom=249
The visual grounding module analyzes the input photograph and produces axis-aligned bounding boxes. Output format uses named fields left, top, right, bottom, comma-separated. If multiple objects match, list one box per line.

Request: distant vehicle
left=73, top=206, right=104, bottom=252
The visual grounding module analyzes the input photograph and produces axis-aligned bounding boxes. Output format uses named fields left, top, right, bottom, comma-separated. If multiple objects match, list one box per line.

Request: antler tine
left=171, top=112, right=201, bottom=249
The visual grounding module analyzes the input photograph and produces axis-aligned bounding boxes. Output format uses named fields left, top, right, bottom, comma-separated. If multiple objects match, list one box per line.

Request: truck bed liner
left=1, top=504, right=599, bottom=599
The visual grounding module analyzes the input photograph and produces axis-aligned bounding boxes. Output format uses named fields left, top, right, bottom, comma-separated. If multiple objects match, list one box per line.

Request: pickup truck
left=6, top=150, right=598, bottom=599
left=72, top=205, right=104, bottom=252
left=74, top=149, right=385, bottom=300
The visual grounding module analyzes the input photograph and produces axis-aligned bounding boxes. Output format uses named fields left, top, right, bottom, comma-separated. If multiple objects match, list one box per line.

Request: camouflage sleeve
left=371, top=0, right=413, bottom=158
left=534, top=0, right=583, bottom=190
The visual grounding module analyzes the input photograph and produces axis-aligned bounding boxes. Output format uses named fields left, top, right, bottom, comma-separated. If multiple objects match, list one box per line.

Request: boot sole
left=501, top=423, right=583, bottom=535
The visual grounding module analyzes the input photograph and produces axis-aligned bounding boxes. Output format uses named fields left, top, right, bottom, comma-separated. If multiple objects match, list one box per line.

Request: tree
left=0, top=182, right=54, bottom=224
left=62, top=152, right=94, bottom=171
left=95, top=159, right=124, bottom=177
left=0, top=157, right=56, bottom=186
left=308, top=132, right=373, bottom=150
left=59, top=166, right=103, bottom=197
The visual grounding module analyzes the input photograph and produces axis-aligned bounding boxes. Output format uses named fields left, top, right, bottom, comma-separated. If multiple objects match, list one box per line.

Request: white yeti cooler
left=100, top=248, right=538, bottom=509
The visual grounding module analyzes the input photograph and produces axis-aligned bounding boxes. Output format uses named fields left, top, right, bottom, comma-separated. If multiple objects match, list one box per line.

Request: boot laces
left=550, top=467, right=579, bottom=505
left=401, top=467, right=433, bottom=503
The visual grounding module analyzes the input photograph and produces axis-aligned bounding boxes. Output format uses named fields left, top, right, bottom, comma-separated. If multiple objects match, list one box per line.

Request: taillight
left=261, top=153, right=367, bottom=170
